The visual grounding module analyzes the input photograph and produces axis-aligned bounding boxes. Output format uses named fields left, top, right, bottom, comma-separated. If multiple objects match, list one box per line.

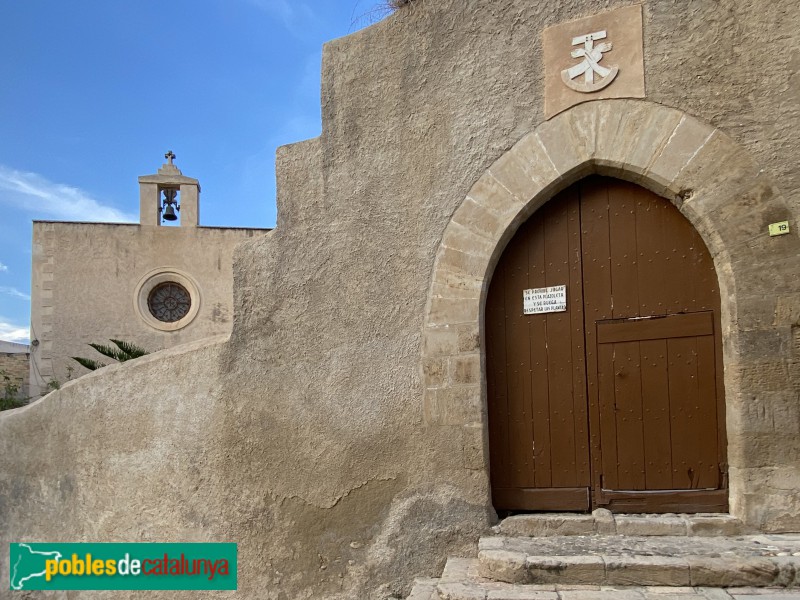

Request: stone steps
left=404, top=516, right=800, bottom=599
left=422, top=557, right=800, bottom=600
left=479, top=535, right=800, bottom=588
left=497, top=511, right=745, bottom=538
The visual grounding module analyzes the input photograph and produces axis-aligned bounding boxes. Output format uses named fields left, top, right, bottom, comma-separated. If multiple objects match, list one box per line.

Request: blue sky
left=0, top=0, right=390, bottom=343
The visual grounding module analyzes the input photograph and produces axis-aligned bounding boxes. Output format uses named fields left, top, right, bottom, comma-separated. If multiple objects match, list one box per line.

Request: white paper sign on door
left=523, top=285, right=567, bottom=315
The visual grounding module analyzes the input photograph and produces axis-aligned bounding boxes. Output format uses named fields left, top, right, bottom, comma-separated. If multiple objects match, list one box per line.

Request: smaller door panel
left=596, top=312, right=721, bottom=492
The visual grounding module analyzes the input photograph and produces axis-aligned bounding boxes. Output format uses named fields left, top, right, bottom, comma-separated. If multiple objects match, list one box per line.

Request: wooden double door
left=486, top=176, right=727, bottom=513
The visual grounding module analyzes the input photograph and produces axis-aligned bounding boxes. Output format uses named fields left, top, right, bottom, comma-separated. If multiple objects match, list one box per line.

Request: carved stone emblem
left=561, top=30, right=619, bottom=93
left=543, top=5, right=645, bottom=117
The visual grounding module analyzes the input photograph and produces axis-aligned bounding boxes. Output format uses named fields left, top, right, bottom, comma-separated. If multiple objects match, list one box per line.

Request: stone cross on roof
left=148, top=150, right=193, bottom=179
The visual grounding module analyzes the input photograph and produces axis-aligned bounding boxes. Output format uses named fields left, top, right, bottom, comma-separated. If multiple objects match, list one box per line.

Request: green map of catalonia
left=10, top=544, right=63, bottom=590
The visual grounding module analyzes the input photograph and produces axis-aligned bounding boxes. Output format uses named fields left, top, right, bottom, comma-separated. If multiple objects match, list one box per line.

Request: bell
left=162, top=204, right=178, bottom=221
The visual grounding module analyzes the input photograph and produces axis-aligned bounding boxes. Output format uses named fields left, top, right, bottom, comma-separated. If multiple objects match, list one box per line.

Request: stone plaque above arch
left=544, top=4, right=645, bottom=118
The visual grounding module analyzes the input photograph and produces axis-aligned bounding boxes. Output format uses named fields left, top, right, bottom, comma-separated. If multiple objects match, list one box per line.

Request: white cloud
left=0, top=320, right=28, bottom=343
left=0, top=262, right=7, bottom=272
left=0, top=287, right=30, bottom=301
left=0, top=166, right=136, bottom=223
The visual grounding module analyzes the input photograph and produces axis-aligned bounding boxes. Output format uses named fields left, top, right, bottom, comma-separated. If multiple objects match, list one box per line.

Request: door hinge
left=719, top=462, right=729, bottom=488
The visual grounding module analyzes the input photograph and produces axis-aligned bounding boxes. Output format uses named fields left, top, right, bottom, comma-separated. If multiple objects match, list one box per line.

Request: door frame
left=421, top=99, right=799, bottom=526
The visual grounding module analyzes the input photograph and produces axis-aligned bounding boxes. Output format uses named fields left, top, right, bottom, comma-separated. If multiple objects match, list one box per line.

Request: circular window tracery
left=134, top=268, right=201, bottom=332
left=147, top=282, right=192, bottom=323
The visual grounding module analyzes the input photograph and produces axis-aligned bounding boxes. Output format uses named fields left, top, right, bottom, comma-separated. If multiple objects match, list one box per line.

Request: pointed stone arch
left=422, top=99, right=799, bottom=525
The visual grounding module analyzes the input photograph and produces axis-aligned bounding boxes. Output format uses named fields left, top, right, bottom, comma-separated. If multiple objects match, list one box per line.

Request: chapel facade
left=28, top=154, right=269, bottom=396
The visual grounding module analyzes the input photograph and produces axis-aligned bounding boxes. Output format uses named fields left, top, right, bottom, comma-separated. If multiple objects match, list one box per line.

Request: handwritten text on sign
left=523, top=285, right=567, bottom=315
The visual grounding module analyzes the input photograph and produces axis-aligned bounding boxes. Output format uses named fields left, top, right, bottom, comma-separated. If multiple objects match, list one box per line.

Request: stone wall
left=2, top=1, right=799, bottom=598
left=0, top=351, right=29, bottom=399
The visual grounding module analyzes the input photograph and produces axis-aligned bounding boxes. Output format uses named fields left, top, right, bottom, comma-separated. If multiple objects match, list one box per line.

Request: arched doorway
left=486, top=176, right=728, bottom=513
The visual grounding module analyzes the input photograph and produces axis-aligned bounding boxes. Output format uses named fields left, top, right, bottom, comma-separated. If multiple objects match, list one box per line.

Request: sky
left=0, top=0, right=391, bottom=343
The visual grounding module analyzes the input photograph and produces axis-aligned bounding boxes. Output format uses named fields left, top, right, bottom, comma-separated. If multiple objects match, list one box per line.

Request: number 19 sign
left=523, top=285, right=567, bottom=315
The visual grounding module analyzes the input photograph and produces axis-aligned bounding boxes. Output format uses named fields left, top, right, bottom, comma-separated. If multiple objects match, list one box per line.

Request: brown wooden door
left=486, top=187, right=591, bottom=510
left=486, top=176, right=727, bottom=513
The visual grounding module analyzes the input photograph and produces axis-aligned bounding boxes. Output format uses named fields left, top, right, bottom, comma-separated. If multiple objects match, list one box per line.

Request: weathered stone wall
left=0, top=351, right=29, bottom=399
left=2, top=1, right=799, bottom=598
left=30, top=222, right=267, bottom=396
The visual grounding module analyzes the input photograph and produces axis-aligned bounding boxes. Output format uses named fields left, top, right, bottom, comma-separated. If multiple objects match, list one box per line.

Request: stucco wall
left=30, top=222, right=267, bottom=396
left=2, top=1, right=800, bottom=598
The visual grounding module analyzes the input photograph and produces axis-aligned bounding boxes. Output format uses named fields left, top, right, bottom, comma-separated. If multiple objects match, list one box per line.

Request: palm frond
left=72, top=356, right=107, bottom=371
left=110, top=339, right=149, bottom=361
left=89, top=342, right=126, bottom=361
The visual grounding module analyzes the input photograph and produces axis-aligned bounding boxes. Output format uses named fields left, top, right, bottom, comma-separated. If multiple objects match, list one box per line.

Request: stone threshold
left=497, top=511, right=745, bottom=538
